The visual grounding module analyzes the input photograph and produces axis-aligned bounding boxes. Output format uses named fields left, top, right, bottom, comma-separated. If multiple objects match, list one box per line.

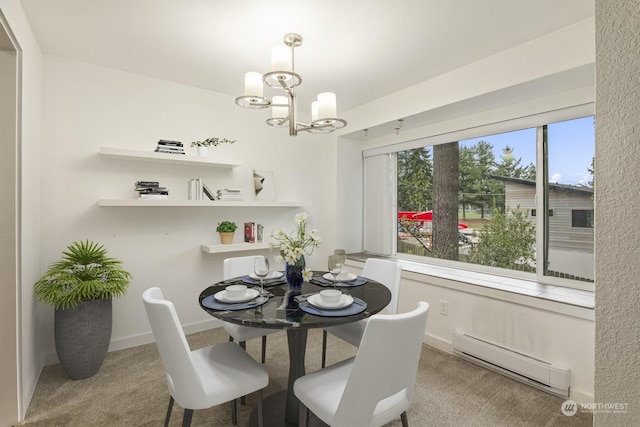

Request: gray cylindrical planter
left=54, top=298, right=112, bottom=380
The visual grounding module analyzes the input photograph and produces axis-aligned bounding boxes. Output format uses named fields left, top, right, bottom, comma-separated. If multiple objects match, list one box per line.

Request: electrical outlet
left=440, top=300, right=448, bottom=316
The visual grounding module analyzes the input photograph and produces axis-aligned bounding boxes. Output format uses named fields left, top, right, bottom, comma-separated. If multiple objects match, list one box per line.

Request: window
left=572, top=210, right=594, bottom=228
left=387, top=114, right=595, bottom=288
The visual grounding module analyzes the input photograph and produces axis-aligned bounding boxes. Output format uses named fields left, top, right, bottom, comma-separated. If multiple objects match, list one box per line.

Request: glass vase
left=285, top=255, right=305, bottom=291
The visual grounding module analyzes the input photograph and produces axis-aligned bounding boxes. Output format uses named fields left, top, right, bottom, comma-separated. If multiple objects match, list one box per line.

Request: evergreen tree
left=397, top=148, right=433, bottom=211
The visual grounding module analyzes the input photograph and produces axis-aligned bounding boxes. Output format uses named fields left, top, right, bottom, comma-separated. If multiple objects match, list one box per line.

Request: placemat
left=310, top=276, right=368, bottom=288
left=298, top=296, right=367, bottom=317
left=201, top=294, right=269, bottom=311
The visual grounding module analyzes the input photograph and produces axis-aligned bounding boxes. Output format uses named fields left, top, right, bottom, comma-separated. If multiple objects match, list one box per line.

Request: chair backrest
left=142, top=287, right=207, bottom=408
left=223, top=255, right=262, bottom=280
left=362, top=258, right=402, bottom=314
left=333, top=301, right=429, bottom=427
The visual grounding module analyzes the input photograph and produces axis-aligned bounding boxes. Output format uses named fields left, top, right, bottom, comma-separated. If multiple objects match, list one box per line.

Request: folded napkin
left=297, top=296, right=367, bottom=317
left=201, top=294, right=270, bottom=311
left=241, top=276, right=287, bottom=287
left=309, top=276, right=368, bottom=288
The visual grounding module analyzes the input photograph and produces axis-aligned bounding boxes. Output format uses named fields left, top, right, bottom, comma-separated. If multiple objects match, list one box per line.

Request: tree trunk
left=432, top=142, right=460, bottom=260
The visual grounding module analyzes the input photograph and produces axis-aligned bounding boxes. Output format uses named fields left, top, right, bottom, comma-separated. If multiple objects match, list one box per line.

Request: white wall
left=594, top=0, right=640, bottom=425
left=38, top=55, right=335, bottom=360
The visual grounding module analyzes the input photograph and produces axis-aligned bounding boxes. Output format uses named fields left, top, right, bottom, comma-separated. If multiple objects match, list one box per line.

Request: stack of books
left=216, top=188, right=243, bottom=201
left=154, top=139, right=185, bottom=155
left=135, top=181, right=169, bottom=200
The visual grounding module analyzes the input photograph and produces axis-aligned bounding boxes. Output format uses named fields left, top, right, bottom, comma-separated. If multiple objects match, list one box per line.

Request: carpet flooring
left=17, top=327, right=592, bottom=426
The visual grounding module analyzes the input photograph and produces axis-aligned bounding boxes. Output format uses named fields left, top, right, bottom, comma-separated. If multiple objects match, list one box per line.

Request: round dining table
left=199, top=271, right=392, bottom=426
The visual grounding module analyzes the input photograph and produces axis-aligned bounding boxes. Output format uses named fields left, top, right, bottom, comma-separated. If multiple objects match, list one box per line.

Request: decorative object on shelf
left=217, top=221, right=238, bottom=244
left=235, top=33, right=347, bottom=136
left=33, top=240, right=132, bottom=380
left=271, top=212, right=320, bottom=289
left=190, top=137, right=236, bottom=157
left=253, top=169, right=276, bottom=201
left=154, top=139, right=185, bottom=155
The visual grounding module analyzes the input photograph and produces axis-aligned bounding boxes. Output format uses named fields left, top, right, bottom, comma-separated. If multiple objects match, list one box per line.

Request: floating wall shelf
left=98, top=147, right=241, bottom=168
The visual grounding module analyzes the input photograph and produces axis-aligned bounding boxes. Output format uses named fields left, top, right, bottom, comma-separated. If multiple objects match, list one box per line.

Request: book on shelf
left=154, top=148, right=185, bottom=155
left=244, top=222, right=255, bottom=243
left=257, top=223, right=264, bottom=243
left=135, top=180, right=159, bottom=188
left=188, top=179, right=202, bottom=200
left=138, top=189, right=168, bottom=194
left=139, top=194, right=169, bottom=200
left=202, top=182, right=217, bottom=201
left=157, top=139, right=183, bottom=147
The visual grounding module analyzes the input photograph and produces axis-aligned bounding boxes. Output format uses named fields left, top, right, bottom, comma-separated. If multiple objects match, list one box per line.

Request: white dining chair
left=142, top=287, right=268, bottom=427
left=222, top=255, right=280, bottom=364
left=295, top=301, right=429, bottom=427
left=321, top=258, right=402, bottom=367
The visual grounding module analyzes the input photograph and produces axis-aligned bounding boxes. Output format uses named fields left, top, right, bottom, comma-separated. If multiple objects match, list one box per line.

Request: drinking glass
left=333, top=249, right=346, bottom=281
left=328, top=255, right=341, bottom=282
left=254, top=256, right=270, bottom=293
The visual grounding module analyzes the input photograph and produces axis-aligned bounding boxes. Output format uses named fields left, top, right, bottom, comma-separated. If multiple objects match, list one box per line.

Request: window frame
left=364, top=104, right=594, bottom=291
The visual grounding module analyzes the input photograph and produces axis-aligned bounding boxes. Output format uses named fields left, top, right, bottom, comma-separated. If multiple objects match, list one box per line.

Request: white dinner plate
left=214, top=288, right=260, bottom=303
left=322, top=272, right=357, bottom=282
left=249, top=271, right=283, bottom=280
left=307, top=293, right=354, bottom=310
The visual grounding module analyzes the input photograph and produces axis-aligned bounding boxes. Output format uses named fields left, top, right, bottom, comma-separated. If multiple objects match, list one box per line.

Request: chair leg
left=257, top=389, right=264, bottom=427
left=231, top=398, right=237, bottom=425
left=261, top=335, right=267, bottom=363
left=321, top=330, right=328, bottom=368
left=164, top=396, right=174, bottom=427
left=239, top=341, right=247, bottom=405
left=182, top=409, right=193, bottom=427
left=299, top=402, right=308, bottom=427
left=401, top=411, right=409, bottom=427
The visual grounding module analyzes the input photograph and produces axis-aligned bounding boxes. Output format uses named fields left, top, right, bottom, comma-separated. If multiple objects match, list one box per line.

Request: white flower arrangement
left=271, top=212, right=321, bottom=281
left=190, top=137, right=236, bottom=147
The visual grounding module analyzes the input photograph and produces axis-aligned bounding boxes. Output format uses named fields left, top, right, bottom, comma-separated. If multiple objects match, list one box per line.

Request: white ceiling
left=20, top=0, right=594, bottom=136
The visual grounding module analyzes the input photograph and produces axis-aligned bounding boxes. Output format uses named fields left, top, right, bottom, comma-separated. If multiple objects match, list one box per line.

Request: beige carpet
left=17, top=327, right=592, bottom=427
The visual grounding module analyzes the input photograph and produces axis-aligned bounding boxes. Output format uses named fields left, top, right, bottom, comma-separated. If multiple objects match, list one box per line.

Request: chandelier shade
left=234, top=33, right=347, bottom=136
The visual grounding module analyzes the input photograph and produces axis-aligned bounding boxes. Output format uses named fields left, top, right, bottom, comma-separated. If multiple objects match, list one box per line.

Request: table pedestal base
left=248, top=391, right=328, bottom=427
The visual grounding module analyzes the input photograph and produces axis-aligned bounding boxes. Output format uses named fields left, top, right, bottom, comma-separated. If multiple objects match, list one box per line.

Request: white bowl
left=337, top=270, right=350, bottom=280
left=225, top=284, right=248, bottom=299
left=319, top=289, right=342, bottom=305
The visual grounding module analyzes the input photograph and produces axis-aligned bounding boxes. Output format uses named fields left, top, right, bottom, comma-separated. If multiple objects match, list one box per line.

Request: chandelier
left=235, top=33, right=347, bottom=136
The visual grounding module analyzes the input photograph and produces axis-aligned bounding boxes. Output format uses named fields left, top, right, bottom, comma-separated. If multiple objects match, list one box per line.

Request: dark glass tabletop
left=198, top=271, right=392, bottom=330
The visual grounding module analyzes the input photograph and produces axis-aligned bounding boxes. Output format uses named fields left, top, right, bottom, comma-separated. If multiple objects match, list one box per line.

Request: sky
left=459, top=116, right=595, bottom=186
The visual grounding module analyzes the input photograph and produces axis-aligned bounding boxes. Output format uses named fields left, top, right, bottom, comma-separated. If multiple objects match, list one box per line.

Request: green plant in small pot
left=216, top=221, right=238, bottom=244
left=191, top=137, right=236, bottom=157
left=34, top=240, right=132, bottom=380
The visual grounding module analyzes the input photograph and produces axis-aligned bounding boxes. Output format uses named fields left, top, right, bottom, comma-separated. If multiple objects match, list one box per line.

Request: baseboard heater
left=452, top=331, right=571, bottom=397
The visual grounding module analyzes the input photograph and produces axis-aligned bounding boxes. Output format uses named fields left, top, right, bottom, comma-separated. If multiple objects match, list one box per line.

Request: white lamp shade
left=244, top=71, right=263, bottom=97
left=317, top=92, right=337, bottom=120
left=272, top=96, right=289, bottom=119
left=271, top=45, right=291, bottom=72
left=311, top=101, right=319, bottom=121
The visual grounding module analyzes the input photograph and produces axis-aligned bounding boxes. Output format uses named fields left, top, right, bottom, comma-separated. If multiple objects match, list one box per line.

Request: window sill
left=346, top=253, right=594, bottom=321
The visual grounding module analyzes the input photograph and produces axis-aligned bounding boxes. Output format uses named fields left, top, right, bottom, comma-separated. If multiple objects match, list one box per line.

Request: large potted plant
left=34, top=240, right=132, bottom=380
left=216, top=221, right=238, bottom=244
